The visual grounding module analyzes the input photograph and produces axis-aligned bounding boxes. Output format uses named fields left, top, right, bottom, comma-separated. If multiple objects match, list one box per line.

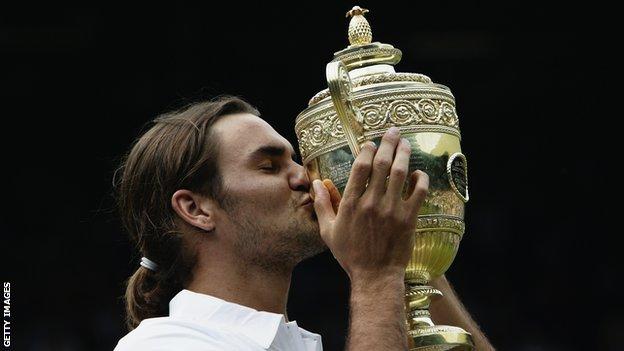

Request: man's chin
left=297, top=239, right=327, bottom=262
left=296, top=224, right=326, bottom=258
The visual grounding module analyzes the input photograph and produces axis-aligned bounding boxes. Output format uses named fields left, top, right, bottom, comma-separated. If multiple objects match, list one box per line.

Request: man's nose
left=290, top=163, right=310, bottom=192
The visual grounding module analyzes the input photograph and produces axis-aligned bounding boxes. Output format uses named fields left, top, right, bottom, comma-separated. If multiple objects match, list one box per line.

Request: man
left=113, top=96, right=493, bottom=350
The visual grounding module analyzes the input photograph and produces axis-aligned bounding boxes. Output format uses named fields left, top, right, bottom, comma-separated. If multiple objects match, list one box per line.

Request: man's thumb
left=322, top=179, right=342, bottom=213
left=312, top=179, right=336, bottom=234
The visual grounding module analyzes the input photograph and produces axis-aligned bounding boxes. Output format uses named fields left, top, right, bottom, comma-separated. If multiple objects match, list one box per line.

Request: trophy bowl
left=295, top=6, right=473, bottom=350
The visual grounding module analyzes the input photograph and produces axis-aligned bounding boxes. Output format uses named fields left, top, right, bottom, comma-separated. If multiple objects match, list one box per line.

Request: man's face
left=211, top=113, right=325, bottom=273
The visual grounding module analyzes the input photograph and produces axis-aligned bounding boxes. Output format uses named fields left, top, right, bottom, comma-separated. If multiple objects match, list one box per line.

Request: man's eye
left=259, top=163, right=277, bottom=171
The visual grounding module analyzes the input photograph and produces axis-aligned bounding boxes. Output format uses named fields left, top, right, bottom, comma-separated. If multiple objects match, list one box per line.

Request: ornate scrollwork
left=388, top=100, right=419, bottom=125
left=417, top=99, right=440, bottom=123
left=296, top=96, right=461, bottom=161
left=440, top=101, right=458, bottom=127
left=309, top=121, right=328, bottom=146
left=360, top=102, right=388, bottom=129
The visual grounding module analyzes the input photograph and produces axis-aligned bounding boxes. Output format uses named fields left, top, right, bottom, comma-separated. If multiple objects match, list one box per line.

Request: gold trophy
left=295, top=6, right=473, bottom=350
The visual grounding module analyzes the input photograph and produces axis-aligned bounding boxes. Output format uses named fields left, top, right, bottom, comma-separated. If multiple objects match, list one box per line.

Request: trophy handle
left=325, top=61, right=365, bottom=158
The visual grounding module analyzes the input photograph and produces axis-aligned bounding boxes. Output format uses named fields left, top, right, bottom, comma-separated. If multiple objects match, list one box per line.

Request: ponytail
left=124, top=246, right=195, bottom=329
left=124, top=265, right=162, bottom=330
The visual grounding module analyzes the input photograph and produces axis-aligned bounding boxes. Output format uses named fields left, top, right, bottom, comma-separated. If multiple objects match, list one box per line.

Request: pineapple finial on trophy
left=346, top=6, right=372, bottom=46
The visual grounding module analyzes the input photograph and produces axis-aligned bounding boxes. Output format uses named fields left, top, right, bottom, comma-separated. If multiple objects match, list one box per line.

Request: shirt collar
left=168, top=289, right=286, bottom=349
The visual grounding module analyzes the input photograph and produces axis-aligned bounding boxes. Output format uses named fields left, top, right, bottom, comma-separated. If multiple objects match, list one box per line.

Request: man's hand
left=312, top=126, right=430, bottom=281
left=312, top=127, right=429, bottom=350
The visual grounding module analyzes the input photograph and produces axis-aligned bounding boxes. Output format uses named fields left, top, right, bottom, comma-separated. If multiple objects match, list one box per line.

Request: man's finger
left=405, top=170, right=430, bottom=215
left=367, top=127, right=401, bottom=194
left=342, top=142, right=376, bottom=201
left=386, top=138, right=411, bottom=200
left=312, top=179, right=336, bottom=240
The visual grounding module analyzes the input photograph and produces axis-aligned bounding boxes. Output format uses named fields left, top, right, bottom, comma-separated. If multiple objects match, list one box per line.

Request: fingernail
left=388, top=127, right=399, bottom=136
left=312, top=179, right=322, bottom=191
left=401, top=138, right=410, bottom=146
left=360, top=141, right=376, bottom=150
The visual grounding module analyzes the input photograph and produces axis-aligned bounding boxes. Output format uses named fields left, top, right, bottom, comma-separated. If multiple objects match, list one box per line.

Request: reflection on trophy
left=295, top=6, right=473, bottom=350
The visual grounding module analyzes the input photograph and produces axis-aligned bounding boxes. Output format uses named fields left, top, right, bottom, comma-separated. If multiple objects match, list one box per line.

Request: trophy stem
left=405, top=283, right=475, bottom=351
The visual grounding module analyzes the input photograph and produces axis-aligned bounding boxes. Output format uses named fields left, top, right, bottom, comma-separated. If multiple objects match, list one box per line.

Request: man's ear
left=171, top=189, right=216, bottom=232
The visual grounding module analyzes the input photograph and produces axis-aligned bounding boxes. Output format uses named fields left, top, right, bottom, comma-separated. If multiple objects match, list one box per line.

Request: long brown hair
left=114, top=95, right=259, bottom=330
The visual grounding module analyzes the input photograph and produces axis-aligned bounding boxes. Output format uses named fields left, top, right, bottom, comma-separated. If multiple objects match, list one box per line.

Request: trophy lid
left=307, top=6, right=434, bottom=106
left=332, top=6, right=403, bottom=70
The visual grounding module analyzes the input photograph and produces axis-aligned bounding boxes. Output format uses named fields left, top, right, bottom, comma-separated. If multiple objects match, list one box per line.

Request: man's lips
left=299, top=195, right=313, bottom=207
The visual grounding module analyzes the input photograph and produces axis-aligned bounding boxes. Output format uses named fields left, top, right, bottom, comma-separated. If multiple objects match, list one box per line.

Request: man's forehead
left=214, top=113, right=295, bottom=156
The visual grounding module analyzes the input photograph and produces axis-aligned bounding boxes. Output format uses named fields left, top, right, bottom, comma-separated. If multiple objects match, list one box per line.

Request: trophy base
left=405, top=284, right=474, bottom=351
left=408, top=325, right=474, bottom=350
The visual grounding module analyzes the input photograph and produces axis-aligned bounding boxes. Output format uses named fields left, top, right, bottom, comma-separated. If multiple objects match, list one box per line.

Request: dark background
left=2, top=2, right=619, bottom=350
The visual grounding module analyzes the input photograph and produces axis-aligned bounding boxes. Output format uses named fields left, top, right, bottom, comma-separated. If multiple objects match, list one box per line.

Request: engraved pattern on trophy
left=296, top=96, right=461, bottom=162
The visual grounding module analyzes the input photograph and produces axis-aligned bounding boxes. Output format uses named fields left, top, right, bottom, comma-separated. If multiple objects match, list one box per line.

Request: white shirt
left=114, top=289, right=323, bottom=351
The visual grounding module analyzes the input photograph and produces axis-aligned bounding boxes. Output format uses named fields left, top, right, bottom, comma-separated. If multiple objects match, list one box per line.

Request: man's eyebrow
left=249, top=145, right=298, bottom=161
